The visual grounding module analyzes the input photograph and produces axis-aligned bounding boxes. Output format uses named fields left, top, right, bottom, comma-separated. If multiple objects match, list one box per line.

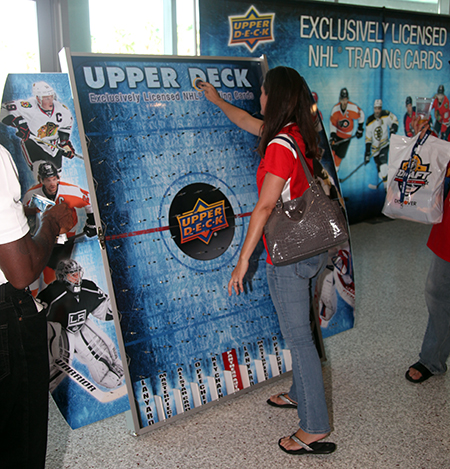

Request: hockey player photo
left=311, top=91, right=323, bottom=121
left=38, top=259, right=124, bottom=393
left=0, top=81, right=76, bottom=178
left=404, top=96, right=416, bottom=137
left=329, top=87, right=365, bottom=170
left=365, top=99, right=399, bottom=190
left=432, top=84, right=450, bottom=141
left=22, top=162, right=96, bottom=238
left=22, top=162, right=97, bottom=294
left=315, top=248, right=355, bottom=329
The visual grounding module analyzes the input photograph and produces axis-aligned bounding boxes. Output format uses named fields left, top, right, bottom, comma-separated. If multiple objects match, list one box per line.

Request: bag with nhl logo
left=382, top=131, right=450, bottom=224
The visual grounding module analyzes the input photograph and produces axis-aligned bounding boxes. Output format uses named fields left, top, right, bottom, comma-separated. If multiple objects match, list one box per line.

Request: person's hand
left=41, top=202, right=74, bottom=235
left=227, top=258, right=249, bottom=296
left=411, top=114, right=430, bottom=137
left=198, top=81, right=223, bottom=106
left=364, top=151, right=371, bottom=165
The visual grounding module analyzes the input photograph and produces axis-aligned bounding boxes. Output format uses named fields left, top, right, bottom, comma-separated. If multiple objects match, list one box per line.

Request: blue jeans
left=266, top=252, right=330, bottom=434
left=419, top=253, right=450, bottom=374
left=0, top=284, right=49, bottom=469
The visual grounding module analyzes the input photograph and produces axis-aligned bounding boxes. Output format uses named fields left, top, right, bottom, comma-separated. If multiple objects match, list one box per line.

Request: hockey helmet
left=312, top=91, right=319, bottom=103
left=374, top=99, right=382, bottom=108
left=339, top=88, right=349, bottom=100
left=32, top=81, right=56, bottom=103
left=56, top=259, right=84, bottom=293
left=38, top=162, right=59, bottom=181
left=405, top=96, right=412, bottom=106
left=437, top=84, right=445, bottom=95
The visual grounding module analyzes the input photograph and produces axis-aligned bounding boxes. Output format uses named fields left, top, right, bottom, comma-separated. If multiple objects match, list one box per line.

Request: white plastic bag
left=382, top=132, right=450, bottom=224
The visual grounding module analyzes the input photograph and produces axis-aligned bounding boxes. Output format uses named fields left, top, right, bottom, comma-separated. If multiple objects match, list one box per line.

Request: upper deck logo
left=169, top=183, right=235, bottom=261
left=177, top=198, right=228, bottom=245
left=394, top=154, right=431, bottom=196
left=229, top=6, right=275, bottom=52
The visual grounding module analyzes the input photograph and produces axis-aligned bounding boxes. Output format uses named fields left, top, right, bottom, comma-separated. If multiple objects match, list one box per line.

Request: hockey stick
left=331, top=134, right=356, bottom=147
left=30, top=135, right=84, bottom=160
left=54, top=358, right=127, bottom=403
left=339, top=161, right=365, bottom=183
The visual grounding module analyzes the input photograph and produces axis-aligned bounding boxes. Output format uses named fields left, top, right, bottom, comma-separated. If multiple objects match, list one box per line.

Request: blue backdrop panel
left=0, top=73, right=130, bottom=429
left=199, top=0, right=450, bottom=224
left=68, top=54, right=300, bottom=431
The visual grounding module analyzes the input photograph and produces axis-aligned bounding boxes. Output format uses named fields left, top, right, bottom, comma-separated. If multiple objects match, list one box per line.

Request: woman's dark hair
left=257, top=66, right=319, bottom=159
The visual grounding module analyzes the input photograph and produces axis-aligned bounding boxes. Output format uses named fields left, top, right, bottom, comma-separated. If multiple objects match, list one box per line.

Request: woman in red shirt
left=201, top=67, right=335, bottom=455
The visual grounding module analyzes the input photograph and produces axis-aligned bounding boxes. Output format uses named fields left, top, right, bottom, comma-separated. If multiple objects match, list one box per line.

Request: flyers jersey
left=23, top=181, right=92, bottom=237
left=330, top=101, right=365, bottom=139
left=0, top=97, right=73, bottom=157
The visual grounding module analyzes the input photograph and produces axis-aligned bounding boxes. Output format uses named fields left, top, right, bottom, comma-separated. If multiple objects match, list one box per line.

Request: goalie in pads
left=38, top=259, right=124, bottom=392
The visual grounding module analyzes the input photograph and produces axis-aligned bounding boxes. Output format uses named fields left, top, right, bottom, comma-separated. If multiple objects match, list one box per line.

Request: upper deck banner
left=199, top=0, right=450, bottom=223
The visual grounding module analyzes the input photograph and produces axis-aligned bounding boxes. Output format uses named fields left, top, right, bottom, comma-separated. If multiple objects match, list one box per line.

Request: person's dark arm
left=0, top=203, right=73, bottom=289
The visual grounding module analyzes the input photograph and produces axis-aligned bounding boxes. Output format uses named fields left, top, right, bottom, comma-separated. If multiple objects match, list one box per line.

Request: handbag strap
left=276, top=134, right=315, bottom=186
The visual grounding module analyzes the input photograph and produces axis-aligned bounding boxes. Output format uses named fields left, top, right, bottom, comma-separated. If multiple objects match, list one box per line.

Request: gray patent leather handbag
left=264, top=135, right=349, bottom=266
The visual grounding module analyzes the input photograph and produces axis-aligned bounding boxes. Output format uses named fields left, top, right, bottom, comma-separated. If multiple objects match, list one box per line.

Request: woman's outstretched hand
left=198, top=81, right=223, bottom=106
left=227, top=258, right=249, bottom=296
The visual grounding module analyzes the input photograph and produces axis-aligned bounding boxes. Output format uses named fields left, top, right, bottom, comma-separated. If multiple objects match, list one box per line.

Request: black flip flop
left=405, top=362, right=433, bottom=383
left=267, top=393, right=297, bottom=408
left=278, top=434, right=336, bottom=455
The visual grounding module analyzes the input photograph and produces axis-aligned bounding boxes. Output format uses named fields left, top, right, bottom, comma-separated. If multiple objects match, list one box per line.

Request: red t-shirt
left=256, top=123, right=314, bottom=264
left=427, top=190, right=450, bottom=262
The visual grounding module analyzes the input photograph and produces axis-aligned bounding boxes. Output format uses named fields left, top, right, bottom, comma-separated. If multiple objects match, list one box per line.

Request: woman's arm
left=228, top=172, right=285, bottom=296
left=199, top=81, right=263, bottom=136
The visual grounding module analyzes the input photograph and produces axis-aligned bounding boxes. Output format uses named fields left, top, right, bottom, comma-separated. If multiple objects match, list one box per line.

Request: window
left=89, top=0, right=198, bottom=56
left=177, top=0, right=198, bottom=56
left=0, top=0, right=40, bottom=93
left=89, top=0, right=165, bottom=55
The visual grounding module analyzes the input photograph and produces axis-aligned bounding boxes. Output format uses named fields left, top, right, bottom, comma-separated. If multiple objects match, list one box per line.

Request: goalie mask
left=56, top=259, right=84, bottom=293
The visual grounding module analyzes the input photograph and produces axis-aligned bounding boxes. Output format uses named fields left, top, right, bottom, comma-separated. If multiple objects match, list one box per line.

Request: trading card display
left=67, top=54, right=295, bottom=431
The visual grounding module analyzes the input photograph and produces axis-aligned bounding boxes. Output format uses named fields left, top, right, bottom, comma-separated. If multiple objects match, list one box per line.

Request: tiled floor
left=46, top=218, right=450, bottom=469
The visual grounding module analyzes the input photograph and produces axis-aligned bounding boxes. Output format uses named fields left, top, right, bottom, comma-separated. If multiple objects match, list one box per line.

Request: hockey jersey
left=433, top=95, right=450, bottom=131
left=330, top=101, right=365, bottom=139
left=0, top=97, right=73, bottom=158
left=23, top=181, right=92, bottom=236
left=38, top=279, right=111, bottom=333
left=365, top=110, right=398, bottom=156
left=404, top=108, right=416, bottom=138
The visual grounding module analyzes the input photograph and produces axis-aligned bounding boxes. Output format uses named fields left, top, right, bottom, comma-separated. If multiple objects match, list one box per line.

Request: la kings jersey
left=365, top=110, right=398, bottom=157
left=0, top=97, right=73, bottom=158
left=23, top=181, right=92, bottom=236
left=38, top=279, right=112, bottom=333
